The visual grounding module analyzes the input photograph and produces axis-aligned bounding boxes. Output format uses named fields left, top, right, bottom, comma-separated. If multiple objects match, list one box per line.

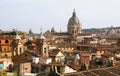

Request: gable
left=64, top=65, right=77, bottom=73
left=56, top=51, right=65, bottom=57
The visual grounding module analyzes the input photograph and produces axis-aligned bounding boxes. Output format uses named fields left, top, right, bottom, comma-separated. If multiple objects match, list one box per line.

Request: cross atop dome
left=73, top=8, right=76, bottom=17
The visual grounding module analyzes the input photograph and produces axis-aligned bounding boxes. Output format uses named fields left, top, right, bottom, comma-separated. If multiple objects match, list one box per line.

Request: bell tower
left=36, top=32, right=49, bottom=57
left=12, top=32, right=24, bottom=56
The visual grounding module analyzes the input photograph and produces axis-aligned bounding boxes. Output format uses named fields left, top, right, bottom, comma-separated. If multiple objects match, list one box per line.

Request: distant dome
left=51, top=27, right=55, bottom=33
left=39, top=32, right=46, bottom=40
left=68, top=16, right=80, bottom=25
left=68, top=10, right=81, bottom=26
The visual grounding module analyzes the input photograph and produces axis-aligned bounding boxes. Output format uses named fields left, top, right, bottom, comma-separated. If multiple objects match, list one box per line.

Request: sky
left=0, top=0, right=120, bottom=33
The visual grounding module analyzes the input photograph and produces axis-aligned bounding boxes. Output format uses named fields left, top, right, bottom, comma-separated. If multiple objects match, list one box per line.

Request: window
left=44, top=48, right=46, bottom=51
left=0, top=48, right=2, bottom=52
left=72, top=30, right=74, bottom=33
left=25, top=54, right=27, bottom=57
left=0, top=40, right=1, bottom=44
left=5, top=40, right=9, bottom=44
left=25, top=68, right=28, bottom=70
left=5, top=54, right=7, bottom=57
left=75, top=31, right=76, bottom=34
left=44, top=48, right=47, bottom=54
left=20, top=48, right=22, bottom=53
left=4, top=48, right=6, bottom=52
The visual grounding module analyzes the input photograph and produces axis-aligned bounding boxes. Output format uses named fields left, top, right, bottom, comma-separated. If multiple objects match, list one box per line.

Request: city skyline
left=0, top=0, right=120, bottom=33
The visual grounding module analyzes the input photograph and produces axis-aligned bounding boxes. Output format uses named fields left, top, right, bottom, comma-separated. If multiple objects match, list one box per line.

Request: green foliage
left=82, top=28, right=101, bottom=33
left=0, top=31, right=24, bottom=35
left=0, top=70, right=19, bottom=76
left=0, top=71, right=7, bottom=76
left=13, top=70, right=18, bottom=76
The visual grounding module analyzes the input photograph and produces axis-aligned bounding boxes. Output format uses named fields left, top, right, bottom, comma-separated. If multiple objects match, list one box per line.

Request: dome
left=67, top=9, right=82, bottom=35
left=68, top=10, right=81, bottom=26
left=51, top=26, right=55, bottom=32
left=39, top=32, right=46, bottom=40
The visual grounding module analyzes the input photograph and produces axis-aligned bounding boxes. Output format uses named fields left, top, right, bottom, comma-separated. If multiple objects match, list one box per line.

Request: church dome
left=39, top=32, right=46, bottom=40
left=67, top=9, right=82, bottom=35
left=68, top=10, right=81, bottom=26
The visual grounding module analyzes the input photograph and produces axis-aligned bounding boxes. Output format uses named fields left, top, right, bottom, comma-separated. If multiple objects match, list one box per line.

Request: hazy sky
left=0, top=0, right=120, bottom=33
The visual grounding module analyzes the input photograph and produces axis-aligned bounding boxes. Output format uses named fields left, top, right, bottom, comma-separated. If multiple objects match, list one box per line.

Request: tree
left=13, top=70, right=18, bottom=76
left=7, top=64, right=13, bottom=72
left=0, top=71, right=7, bottom=76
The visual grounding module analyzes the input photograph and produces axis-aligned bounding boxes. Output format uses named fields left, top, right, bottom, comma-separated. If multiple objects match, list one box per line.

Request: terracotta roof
left=26, top=51, right=38, bottom=57
left=82, top=72, right=96, bottom=76
left=91, top=69, right=116, bottom=76
left=0, top=44, right=11, bottom=46
left=40, top=56, right=51, bottom=59
left=0, top=37, right=13, bottom=39
left=65, top=65, right=120, bottom=76
left=24, top=40, right=36, bottom=46
left=12, top=51, right=37, bottom=64
left=47, top=63, right=65, bottom=67
left=73, top=51, right=90, bottom=54
left=52, top=32, right=71, bottom=36
left=105, top=38, right=118, bottom=40
left=67, top=63, right=81, bottom=71
left=102, top=54, right=114, bottom=58
left=58, top=45, right=76, bottom=48
left=49, top=49, right=63, bottom=56
left=81, top=54, right=91, bottom=56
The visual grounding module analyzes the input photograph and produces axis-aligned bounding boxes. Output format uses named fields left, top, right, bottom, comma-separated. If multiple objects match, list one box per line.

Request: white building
left=0, top=58, right=13, bottom=70
left=64, top=65, right=77, bottom=74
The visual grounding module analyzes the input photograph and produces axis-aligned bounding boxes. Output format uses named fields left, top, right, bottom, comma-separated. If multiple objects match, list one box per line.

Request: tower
left=36, top=32, right=49, bottom=56
left=67, top=9, right=82, bottom=36
left=51, top=26, right=55, bottom=33
left=12, top=32, right=24, bottom=56
left=28, top=28, right=33, bottom=36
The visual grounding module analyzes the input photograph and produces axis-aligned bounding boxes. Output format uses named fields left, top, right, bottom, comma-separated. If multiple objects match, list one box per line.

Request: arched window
left=0, top=48, right=2, bottom=52
left=20, top=48, right=22, bottom=53
left=5, top=40, right=9, bottom=44
left=25, top=54, right=27, bottom=57
left=5, top=54, right=7, bottom=58
left=44, top=48, right=46, bottom=53
left=75, top=31, right=76, bottom=34
left=4, top=48, right=6, bottom=52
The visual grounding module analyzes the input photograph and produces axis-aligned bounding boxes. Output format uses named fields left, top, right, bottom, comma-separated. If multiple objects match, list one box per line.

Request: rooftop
left=65, top=65, right=120, bottom=76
